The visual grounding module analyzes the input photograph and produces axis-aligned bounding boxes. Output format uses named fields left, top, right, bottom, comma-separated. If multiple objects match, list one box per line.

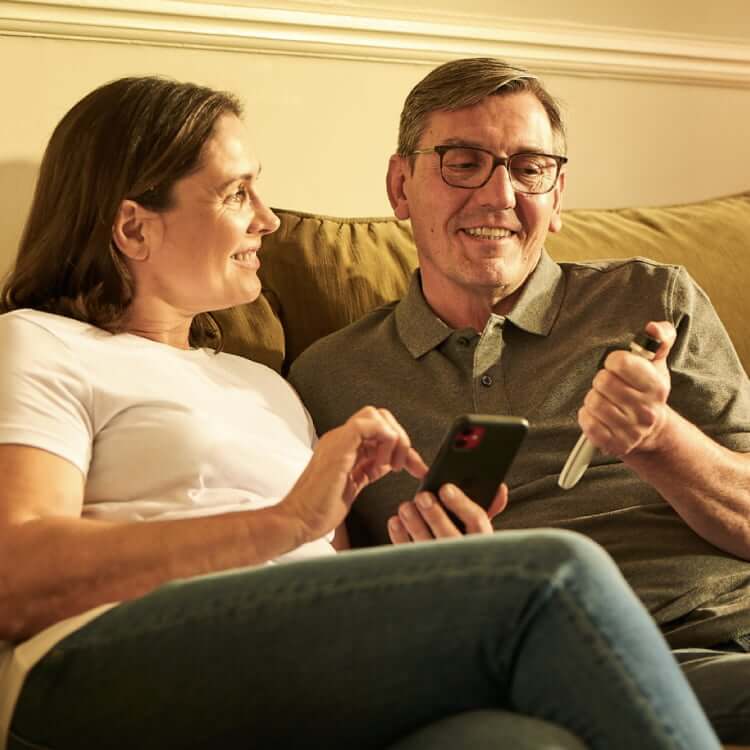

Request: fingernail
left=416, top=493, right=432, bottom=509
left=441, top=484, right=456, bottom=499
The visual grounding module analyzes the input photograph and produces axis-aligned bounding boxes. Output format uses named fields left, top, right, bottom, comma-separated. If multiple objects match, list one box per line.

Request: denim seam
left=550, top=567, right=684, bottom=750
left=55, top=559, right=551, bottom=650
left=19, top=561, right=555, bottom=750
left=15, top=551, right=700, bottom=750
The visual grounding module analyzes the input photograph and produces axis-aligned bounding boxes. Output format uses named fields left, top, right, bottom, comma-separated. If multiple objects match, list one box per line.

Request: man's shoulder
left=560, top=255, right=684, bottom=278
left=288, top=300, right=404, bottom=429
left=558, top=256, right=690, bottom=300
left=290, top=300, right=399, bottom=374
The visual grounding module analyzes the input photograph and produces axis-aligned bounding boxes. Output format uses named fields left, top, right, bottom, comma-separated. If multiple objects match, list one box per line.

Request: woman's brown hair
left=0, top=76, right=243, bottom=348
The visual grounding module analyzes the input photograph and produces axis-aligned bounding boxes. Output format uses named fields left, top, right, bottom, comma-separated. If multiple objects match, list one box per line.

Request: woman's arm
left=0, top=444, right=306, bottom=641
left=0, top=407, right=426, bottom=641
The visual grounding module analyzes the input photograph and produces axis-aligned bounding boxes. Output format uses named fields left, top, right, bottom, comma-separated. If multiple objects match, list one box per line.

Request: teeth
left=232, top=252, right=254, bottom=261
left=464, top=227, right=513, bottom=239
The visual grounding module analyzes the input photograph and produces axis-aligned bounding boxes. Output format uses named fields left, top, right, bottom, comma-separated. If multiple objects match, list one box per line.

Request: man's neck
left=421, top=279, right=523, bottom=332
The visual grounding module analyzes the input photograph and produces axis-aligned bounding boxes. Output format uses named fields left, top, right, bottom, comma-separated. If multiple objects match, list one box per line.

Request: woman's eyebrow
left=217, top=165, right=262, bottom=191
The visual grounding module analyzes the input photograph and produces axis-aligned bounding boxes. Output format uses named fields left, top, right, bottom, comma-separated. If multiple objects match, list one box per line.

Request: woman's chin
left=202, top=281, right=262, bottom=313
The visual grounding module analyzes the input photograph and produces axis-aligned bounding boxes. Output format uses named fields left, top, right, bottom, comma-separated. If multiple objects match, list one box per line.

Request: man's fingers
left=413, top=492, right=462, bottom=538
left=398, top=499, right=435, bottom=541
left=438, top=484, right=493, bottom=534
left=644, top=320, right=676, bottom=361
left=387, top=515, right=411, bottom=544
left=585, top=384, right=654, bottom=435
left=487, top=483, right=508, bottom=519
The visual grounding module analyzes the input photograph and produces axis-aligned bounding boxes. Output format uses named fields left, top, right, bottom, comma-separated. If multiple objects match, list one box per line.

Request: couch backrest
left=213, top=191, right=750, bottom=374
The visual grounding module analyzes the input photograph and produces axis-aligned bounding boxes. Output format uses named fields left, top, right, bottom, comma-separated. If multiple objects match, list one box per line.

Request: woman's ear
left=386, top=154, right=411, bottom=221
left=112, top=200, right=158, bottom=261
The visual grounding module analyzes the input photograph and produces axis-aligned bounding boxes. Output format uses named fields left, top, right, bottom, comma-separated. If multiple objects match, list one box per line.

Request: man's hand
left=281, top=407, right=428, bottom=544
left=578, top=321, right=676, bottom=458
left=387, top=483, right=508, bottom=543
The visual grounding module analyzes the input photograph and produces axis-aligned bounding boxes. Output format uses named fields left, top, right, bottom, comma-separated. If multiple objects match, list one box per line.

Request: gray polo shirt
left=289, top=251, right=750, bottom=648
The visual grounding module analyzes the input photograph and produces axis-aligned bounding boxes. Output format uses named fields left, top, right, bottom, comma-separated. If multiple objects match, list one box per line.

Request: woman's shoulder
left=0, top=308, right=95, bottom=343
left=211, top=348, right=284, bottom=380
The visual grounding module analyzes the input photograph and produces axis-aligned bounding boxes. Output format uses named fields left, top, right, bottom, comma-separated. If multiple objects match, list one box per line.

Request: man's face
left=387, top=91, right=565, bottom=321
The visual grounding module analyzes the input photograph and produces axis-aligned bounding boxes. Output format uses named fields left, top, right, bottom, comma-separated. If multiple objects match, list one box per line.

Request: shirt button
left=458, top=337, right=470, bottom=347
left=480, top=374, right=493, bottom=387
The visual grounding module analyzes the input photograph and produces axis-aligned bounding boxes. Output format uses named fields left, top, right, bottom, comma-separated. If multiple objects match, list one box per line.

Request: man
left=288, top=58, right=750, bottom=744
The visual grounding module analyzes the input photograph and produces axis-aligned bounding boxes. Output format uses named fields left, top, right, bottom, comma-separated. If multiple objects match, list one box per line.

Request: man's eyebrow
left=441, top=137, right=484, bottom=148
left=439, top=138, right=549, bottom=153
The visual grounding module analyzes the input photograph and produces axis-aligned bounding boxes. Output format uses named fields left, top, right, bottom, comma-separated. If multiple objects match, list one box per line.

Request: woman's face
left=133, top=114, right=279, bottom=316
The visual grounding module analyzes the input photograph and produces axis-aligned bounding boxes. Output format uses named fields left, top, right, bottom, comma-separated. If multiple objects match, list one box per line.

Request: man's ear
left=386, top=154, right=411, bottom=221
left=112, top=199, right=159, bottom=261
left=548, top=169, right=566, bottom=234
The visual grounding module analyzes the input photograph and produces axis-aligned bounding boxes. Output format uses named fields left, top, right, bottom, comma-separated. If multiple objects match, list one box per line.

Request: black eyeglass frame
left=409, top=145, right=568, bottom=194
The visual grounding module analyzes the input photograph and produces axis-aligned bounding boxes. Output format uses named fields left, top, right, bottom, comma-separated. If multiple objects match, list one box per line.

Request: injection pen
left=558, top=332, right=662, bottom=490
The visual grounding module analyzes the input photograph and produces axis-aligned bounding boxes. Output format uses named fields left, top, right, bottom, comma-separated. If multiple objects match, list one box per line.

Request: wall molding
left=3, top=0, right=750, bottom=87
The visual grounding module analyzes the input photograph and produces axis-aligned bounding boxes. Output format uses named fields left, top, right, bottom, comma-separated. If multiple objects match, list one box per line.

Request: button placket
left=472, top=317, right=511, bottom=412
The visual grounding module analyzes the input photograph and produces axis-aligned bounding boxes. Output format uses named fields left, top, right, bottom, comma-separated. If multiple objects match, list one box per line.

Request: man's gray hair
left=397, top=57, right=567, bottom=157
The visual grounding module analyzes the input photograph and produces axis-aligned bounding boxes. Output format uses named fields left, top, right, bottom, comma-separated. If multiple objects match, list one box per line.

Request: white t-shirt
left=0, top=309, right=335, bottom=746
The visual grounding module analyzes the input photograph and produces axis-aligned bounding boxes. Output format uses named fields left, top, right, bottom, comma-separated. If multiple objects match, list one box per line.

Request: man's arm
left=579, top=320, right=750, bottom=560
left=624, top=408, right=750, bottom=560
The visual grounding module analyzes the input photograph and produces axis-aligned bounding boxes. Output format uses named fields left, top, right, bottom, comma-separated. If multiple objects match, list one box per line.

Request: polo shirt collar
left=395, top=272, right=454, bottom=359
left=505, top=249, right=565, bottom=337
left=395, top=249, right=565, bottom=359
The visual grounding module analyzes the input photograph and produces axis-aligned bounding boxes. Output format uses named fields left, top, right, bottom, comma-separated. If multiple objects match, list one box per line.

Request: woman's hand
left=387, top=483, right=508, bottom=543
left=280, top=406, right=428, bottom=544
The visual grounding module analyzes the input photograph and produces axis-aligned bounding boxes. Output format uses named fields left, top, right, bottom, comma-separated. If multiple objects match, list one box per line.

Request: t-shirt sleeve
left=0, top=313, right=93, bottom=475
left=668, top=267, right=750, bottom=452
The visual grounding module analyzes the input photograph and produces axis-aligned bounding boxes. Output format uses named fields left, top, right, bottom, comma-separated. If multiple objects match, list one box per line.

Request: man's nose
left=471, top=163, right=517, bottom=211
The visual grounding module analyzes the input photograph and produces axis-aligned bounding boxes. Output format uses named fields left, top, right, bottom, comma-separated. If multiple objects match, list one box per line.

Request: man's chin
left=468, top=260, right=521, bottom=288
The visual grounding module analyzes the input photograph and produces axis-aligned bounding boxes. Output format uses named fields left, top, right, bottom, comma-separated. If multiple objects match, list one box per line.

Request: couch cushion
left=216, top=192, right=750, bottom=374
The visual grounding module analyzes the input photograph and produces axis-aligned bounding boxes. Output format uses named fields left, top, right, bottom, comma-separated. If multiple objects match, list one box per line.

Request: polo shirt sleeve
left=0, top=313, right=93, bottom=475
left=668, top=267, right=750, bottom=452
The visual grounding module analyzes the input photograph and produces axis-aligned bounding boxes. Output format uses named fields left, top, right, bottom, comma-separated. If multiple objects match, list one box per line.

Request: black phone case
left=419, top=414, right=528, bottom=509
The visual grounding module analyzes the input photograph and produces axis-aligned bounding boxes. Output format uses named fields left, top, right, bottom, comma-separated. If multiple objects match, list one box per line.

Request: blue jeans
left=9, top=530, right=719, bottom=749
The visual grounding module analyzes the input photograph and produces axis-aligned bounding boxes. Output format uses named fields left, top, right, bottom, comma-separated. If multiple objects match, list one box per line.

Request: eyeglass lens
left=441, top=147, right=559, bottom=193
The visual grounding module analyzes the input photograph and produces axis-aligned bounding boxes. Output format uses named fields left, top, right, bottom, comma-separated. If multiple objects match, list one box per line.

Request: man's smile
left=461, top=226, right=516, bottom=240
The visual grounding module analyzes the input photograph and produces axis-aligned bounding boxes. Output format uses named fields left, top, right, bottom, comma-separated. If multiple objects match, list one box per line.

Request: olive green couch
left=215, top=191, right=750, bottom=377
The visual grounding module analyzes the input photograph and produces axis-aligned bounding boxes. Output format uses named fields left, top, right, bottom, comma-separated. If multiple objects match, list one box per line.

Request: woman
left=0, top=76, right=720, bottom=750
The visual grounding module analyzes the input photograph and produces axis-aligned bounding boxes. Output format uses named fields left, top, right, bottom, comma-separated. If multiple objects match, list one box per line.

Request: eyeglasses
left=409, top=145, right=568, bottom=194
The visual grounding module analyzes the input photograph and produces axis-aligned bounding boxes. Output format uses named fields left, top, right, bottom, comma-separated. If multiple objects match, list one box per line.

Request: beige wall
left=2, top=1, right=750, bottom=275
left=278, top=0, right=750, bottom=39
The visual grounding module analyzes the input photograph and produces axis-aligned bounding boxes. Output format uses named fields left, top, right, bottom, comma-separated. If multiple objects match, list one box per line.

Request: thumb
left=487, top=483, right=508, bottom=520
left=644, top=320, right=676, bottom=363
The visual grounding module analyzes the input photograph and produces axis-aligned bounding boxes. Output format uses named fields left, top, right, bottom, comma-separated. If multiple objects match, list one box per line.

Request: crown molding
left=2, top=0, right=750, bottom=87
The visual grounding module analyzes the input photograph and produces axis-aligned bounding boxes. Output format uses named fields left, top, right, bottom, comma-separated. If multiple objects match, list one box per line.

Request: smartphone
left=418, top=414, right=529, bottom=520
